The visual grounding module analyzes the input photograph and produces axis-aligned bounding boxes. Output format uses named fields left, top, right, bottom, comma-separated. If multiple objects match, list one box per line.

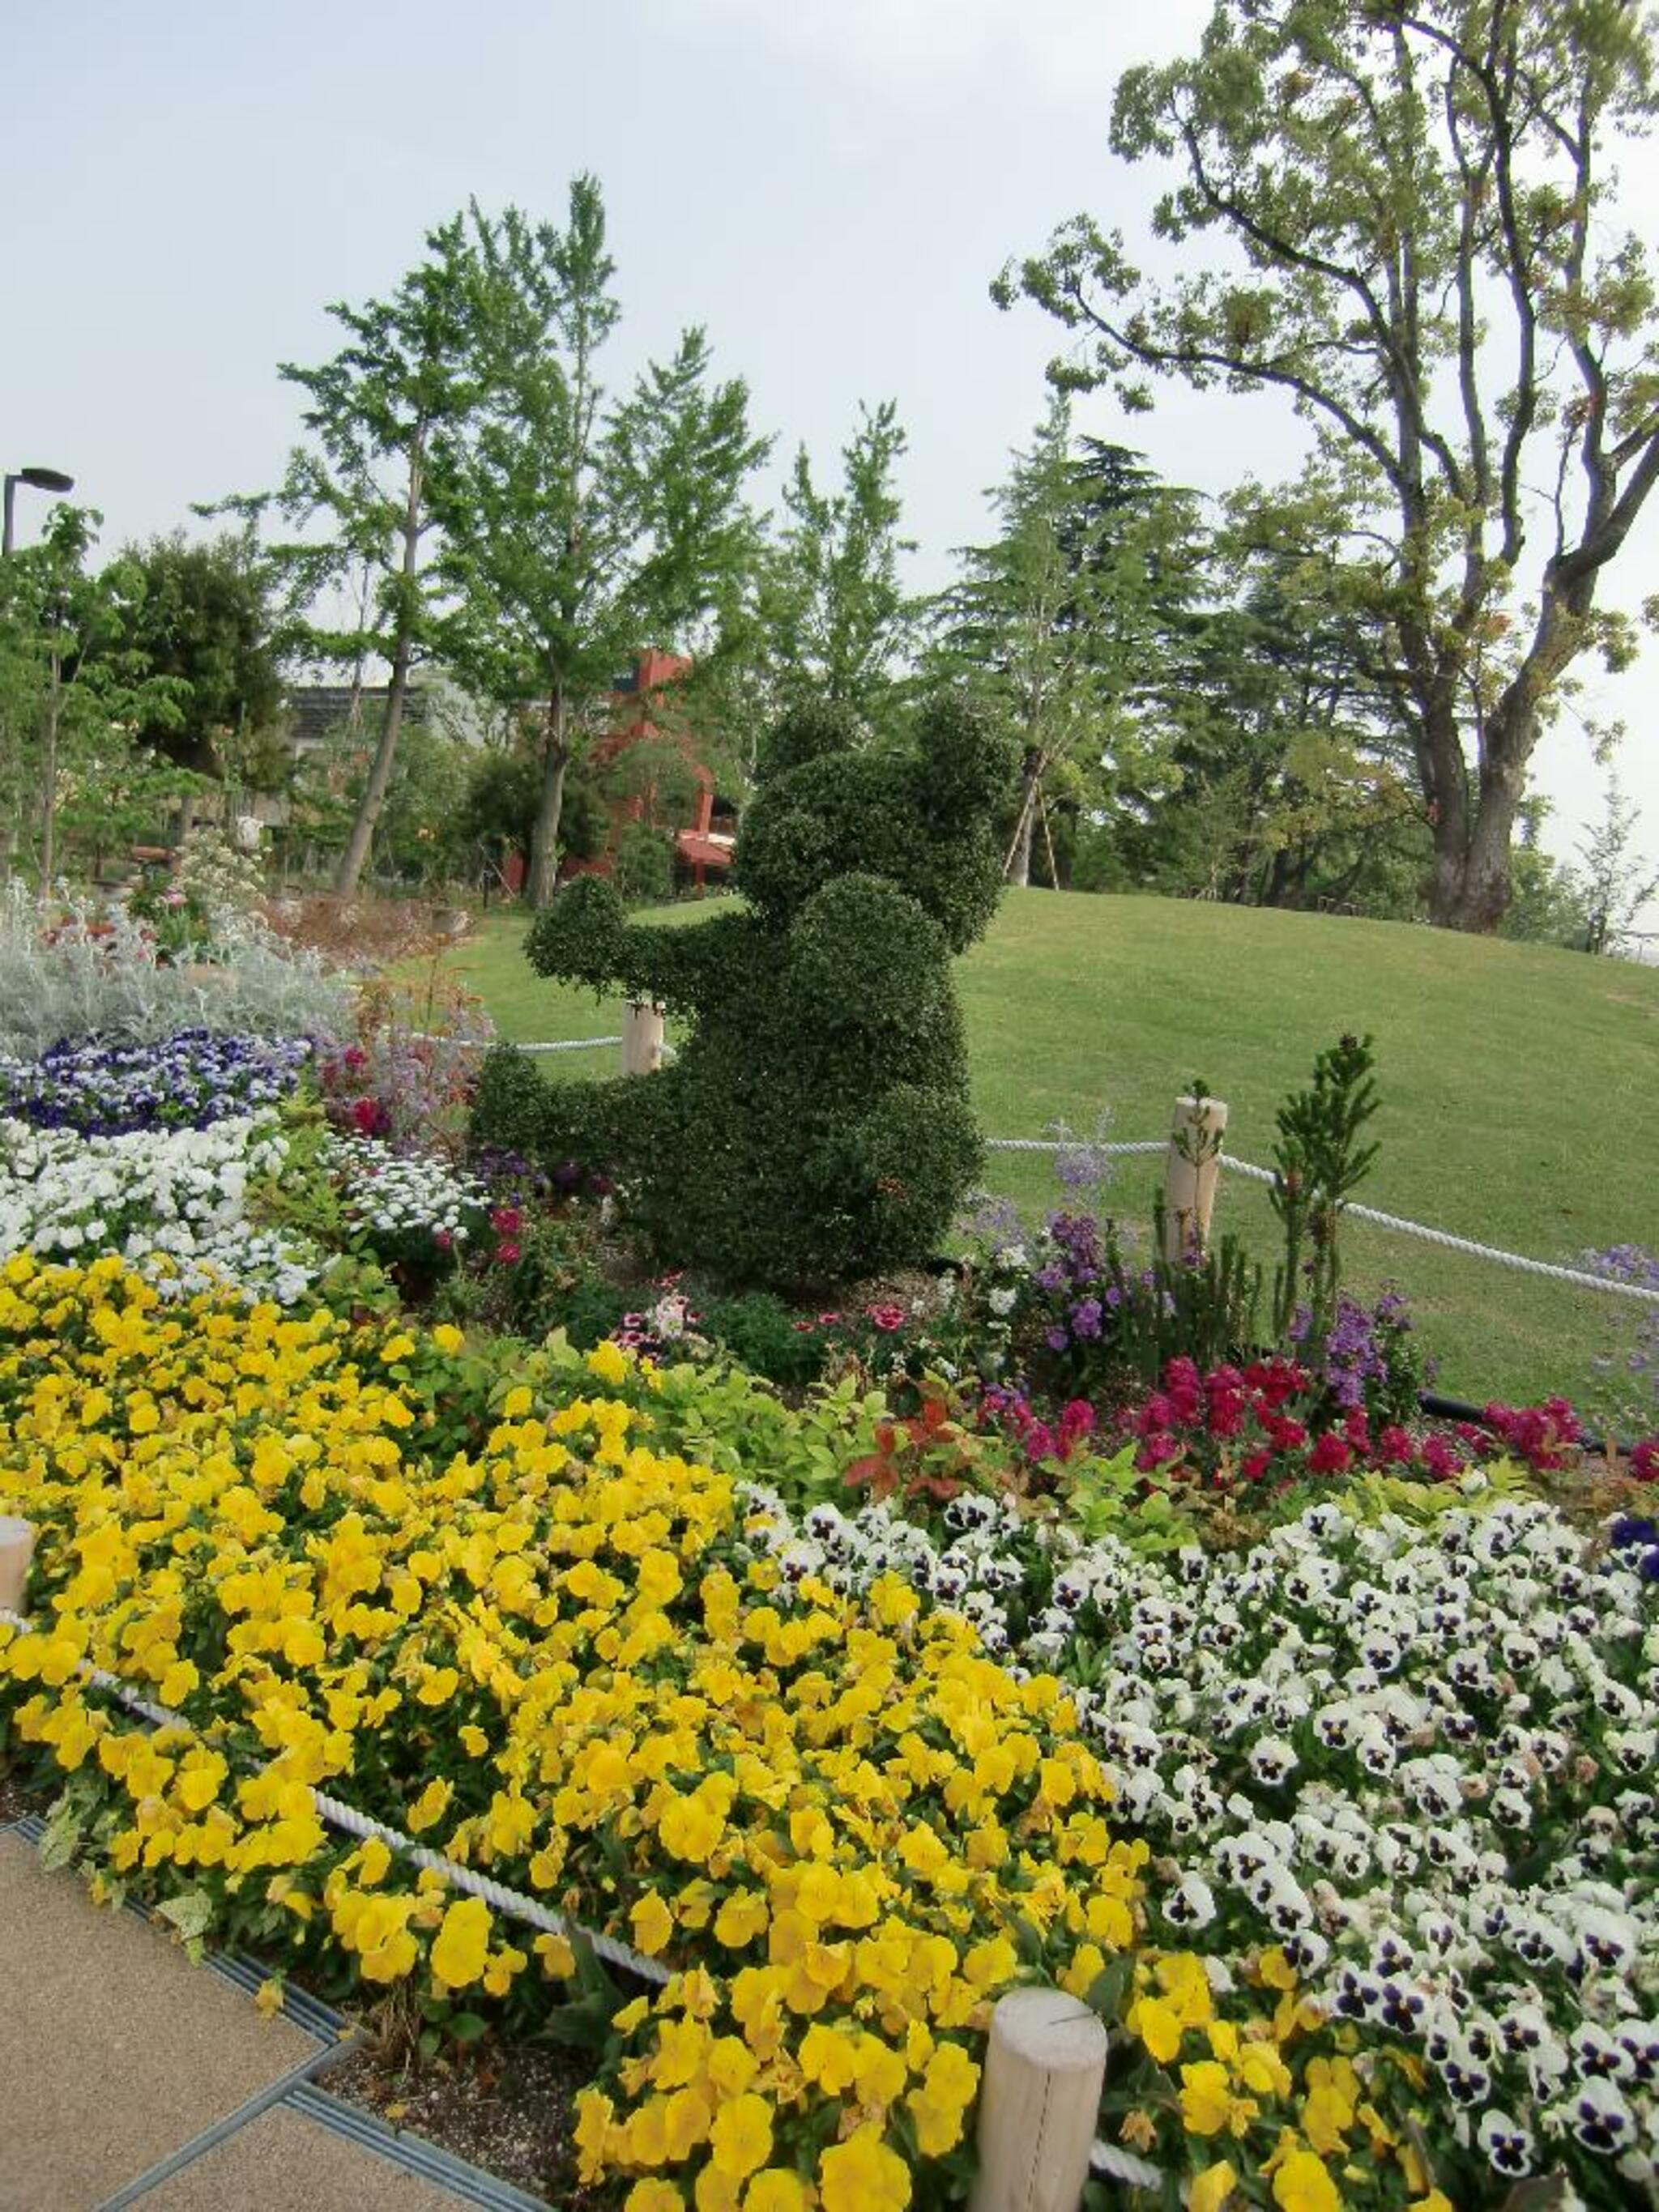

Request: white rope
left=1214, top=1156, right=1659, bottom=1305
left=984, top=1138, right=1167, bottom=1157
left=983, top=1136, right=1659, bottom=1307
left=414, top=1034, right=622, bottom=1055
left=0, top=1603, right=667, bottom=1987
left=1090, top=2138, right=1165, bottom=2189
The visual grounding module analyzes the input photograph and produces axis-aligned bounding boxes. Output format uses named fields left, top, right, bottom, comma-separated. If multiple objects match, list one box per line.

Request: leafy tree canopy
left=1001, top=0, right=1659, bottom=931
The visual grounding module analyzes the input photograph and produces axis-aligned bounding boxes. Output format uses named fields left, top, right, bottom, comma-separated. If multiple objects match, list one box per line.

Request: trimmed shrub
left=480, top=695, right=1017, bottom=1289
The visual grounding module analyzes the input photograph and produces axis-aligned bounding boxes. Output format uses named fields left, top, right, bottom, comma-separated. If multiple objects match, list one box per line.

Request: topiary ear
left=912, top=695, right=1021, bottom=819
left=756, top=697, right=861, bottom=784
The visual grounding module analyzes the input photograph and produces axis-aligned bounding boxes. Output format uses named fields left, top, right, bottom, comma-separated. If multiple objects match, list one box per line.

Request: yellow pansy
left=429, top=1895, right=492, bottom=1988
left=708, top=2094, right=773, bottom=2183
left=818, top=2125, right=911, bottom=2212
left=1190, top=2163, right=1238, bottom=2212
left=1272, top=2150, right=1341, bottom=2212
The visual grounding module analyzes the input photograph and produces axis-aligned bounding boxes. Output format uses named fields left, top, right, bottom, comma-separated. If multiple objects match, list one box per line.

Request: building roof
left=282, top=685, right=430, bottom=750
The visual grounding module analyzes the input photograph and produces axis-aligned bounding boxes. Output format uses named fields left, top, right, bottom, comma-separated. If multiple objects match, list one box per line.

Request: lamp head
left=18, top=467, right=74, bottom=493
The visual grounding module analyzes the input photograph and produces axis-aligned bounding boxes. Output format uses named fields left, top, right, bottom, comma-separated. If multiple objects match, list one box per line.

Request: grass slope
left=431, top=891, right=1659, bottom=1408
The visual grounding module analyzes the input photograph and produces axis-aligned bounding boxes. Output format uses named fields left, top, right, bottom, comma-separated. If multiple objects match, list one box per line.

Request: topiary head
left=734, top=693, right=1017, bottom=953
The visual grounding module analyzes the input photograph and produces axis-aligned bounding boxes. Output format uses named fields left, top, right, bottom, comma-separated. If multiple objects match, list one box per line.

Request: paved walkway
left=0, top=1826, right=544, bottom=2212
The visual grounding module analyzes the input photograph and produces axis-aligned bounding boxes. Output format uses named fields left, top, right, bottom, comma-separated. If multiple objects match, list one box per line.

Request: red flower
left=494, top=1241, right=522, bottom=1266
left=866, top=1302, right=906, bottom=1332
left=1631, top=1439, right=1658, bottom=1482
left=1308, top=1432, right=1352, bottom=1476
left=1418, top=1434, right=1465, bottom=1480
left=490, top=1206, right=522, bottom=1235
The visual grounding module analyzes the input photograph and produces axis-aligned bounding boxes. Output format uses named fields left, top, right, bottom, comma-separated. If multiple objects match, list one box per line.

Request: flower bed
left=0, top=1030, right=311, bottom=1137
left=742, top=1480, right=1659, bottom=2200
left=0, top=1261, right=1452, bottom=2212
left=0, top=1115, right=316, bottom=1304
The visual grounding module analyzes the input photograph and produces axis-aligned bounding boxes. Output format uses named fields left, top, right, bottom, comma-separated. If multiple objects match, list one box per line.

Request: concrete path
left=0, top=1827, right=542, bottom=2212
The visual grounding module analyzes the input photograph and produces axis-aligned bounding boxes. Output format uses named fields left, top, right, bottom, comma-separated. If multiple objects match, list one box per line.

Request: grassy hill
left=428, top=890, right=1659, bottom=1409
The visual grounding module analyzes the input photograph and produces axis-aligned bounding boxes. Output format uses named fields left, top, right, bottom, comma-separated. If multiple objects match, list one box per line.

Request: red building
left=564, top=650, right=737, bottom=893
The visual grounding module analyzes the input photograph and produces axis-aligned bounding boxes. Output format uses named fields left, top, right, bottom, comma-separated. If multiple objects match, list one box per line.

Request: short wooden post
left=0, top=1516, right=34, bottom=1616
left=621, top=1000, right=666, bottom=1077
left=968, top=1988, right=1107, bottom=2212
left=1162, top=1092, right=1229, bottom=1263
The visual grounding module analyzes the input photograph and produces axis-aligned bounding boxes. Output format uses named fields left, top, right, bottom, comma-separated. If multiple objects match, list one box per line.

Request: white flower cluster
left=744, top=1485, right=1659, bottom=2193
left=742, top=1486, right=1034, bottom=1654
left=325, top=1136, right=488, bottom=1248
left=0, top=1114, right=317, bottom=1304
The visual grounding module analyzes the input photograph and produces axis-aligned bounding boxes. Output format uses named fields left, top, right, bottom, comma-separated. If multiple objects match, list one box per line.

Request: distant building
left=565, top=650, right=737, bottom=893
left=281, top=684, right=431, bottom=755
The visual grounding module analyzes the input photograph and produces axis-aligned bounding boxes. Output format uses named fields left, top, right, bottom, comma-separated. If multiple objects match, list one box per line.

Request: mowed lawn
left=429, top=889, right=1659, bottom=1407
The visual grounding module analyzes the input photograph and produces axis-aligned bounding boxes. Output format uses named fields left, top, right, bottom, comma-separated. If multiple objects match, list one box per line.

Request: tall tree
left=97, top=530, right=284, bottom=785
left=1001, top=0, right=1659, bottom=930
left=765, top=399, right=919, bottom=729
left=1141, top=552, right=1427, bottom=912
left=931, top=397, right=1204, bottom=885
left=0, top=508, right=196, bottom=883
left=430, top=185, right=770, bottom=906
left=218, top=215, right=480, bottom=895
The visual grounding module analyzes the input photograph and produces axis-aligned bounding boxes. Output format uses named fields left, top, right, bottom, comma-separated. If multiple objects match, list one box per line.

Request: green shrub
left=702, top=1290, right=833, bottom=1388
left=612, top=822, right=675, bottom=908
left=507, top=696, right=1017, bottom=1289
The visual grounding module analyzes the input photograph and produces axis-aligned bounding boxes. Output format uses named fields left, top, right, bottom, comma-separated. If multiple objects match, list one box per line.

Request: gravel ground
left=0, top=1761, right=43, bottom=1826
left=326, top=2037, right=599, bottom=2208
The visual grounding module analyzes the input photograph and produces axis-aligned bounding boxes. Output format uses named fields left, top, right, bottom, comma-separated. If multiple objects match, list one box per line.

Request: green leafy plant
left=1269, top=1033, right=1380, bottom=1347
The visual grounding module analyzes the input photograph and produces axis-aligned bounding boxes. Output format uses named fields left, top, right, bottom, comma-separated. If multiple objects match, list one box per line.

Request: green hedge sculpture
left=472, top=696, right=1017, bottom=1289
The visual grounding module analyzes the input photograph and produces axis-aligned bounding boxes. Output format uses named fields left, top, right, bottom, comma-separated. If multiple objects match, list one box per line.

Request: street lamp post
left=2, top=465, right=75, bottom=555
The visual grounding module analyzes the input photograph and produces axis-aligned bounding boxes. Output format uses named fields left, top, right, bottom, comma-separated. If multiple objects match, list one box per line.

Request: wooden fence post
left=0, top=1516, right=34, bottom=1616
left=1162, top=1092, right=1230, bottom=1263
left=621, top=1000, right=666, bottom=1077
left=968, top=1988, right=1107, bottom=2212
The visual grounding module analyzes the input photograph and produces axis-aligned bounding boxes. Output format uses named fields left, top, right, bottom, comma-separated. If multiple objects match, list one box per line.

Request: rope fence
left=0, top=1597, right=668, bottom=1989
left=458, top=1040, right=1659, bottom=1307
left=984, top=1134, right=1659, bottom=1306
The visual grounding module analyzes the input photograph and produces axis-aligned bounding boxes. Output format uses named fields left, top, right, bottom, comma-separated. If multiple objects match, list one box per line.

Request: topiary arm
left=523, top=877, right=714, bottom=1015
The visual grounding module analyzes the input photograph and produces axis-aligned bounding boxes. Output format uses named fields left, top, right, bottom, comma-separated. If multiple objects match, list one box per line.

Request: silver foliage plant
left=0, top=882, right=349, bottom=1057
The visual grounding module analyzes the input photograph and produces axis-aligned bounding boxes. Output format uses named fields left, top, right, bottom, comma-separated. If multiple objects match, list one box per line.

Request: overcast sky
left=6, top=0, right=1658, bottom=899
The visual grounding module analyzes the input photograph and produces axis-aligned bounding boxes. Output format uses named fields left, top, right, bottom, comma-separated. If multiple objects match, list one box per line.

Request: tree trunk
left=335, top=436, right=424, bottom=897
left=1425, top=709, right=1532, bottom=932
left=527, top=687, right=571, bottom=910
left=38, top=652, right=61, bottom=890
left=1004, top=757, right=1040, bottom=888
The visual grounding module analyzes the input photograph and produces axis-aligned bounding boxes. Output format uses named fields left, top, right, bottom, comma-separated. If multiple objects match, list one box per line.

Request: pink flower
left=866, top=1302, right=906, bottom=1332
left=494, top=1240, right=522, bottom=1266
left=490, top=1206, right=522, bottom=1235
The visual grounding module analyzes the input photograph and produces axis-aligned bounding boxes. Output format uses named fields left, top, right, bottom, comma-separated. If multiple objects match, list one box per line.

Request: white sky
left=5, top=0, right=1657, bottom=901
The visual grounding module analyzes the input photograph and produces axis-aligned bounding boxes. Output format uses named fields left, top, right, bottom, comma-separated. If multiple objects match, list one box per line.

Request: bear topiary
left=472, top=694, right=1018, bottom=1290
